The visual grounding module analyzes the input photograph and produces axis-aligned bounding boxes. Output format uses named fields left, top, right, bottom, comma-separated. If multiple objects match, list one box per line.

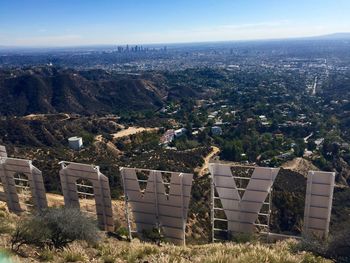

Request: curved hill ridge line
left=0, top=68, right=174, bottom=116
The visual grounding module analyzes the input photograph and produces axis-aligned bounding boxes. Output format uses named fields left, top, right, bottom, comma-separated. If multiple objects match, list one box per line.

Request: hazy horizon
left=1, top=32, right=350, bottom=50
left=1, top=0, right=350, bottom=47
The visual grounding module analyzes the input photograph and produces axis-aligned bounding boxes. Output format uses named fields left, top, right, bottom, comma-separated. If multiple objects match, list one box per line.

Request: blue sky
left=0, top=0, right=349, bottom=46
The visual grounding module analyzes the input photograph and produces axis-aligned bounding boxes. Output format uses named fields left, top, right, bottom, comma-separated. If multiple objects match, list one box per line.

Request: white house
left=174, top=128, right=187, bottom=137
left=68, top=136, right=83, bottom=150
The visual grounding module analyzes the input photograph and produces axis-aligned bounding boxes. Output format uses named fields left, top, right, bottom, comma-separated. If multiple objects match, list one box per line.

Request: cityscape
left=0, top=1, right=350, bottom=262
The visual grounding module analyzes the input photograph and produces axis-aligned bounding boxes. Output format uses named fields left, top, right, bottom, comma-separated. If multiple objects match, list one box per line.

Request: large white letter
left=60, top=162, right=114, bottom=232
left=209, top=163, right=279, bottom=234
left=0, top=157, right=47, bottom=213
left=121, top=167, right=193, bottom=245
left=303, top=171, right=335, bottom=238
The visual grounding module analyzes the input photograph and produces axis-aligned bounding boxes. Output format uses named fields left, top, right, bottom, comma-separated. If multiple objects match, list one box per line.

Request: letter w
left=121, top=168, right=193, bottom=245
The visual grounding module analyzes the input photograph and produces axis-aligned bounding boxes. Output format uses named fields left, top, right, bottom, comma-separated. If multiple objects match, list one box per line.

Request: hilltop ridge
left=0, top=68, right=177, bottom=116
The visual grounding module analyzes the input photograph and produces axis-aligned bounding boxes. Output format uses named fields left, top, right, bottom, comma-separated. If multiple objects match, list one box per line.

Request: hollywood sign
left=0, top=146, right=335, bottom=245
left=209, top=164, right=335, bottom=241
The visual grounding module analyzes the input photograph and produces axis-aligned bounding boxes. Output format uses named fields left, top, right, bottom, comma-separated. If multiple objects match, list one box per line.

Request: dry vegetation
left=0, top=204, right=331, bottom=263
left=1, top=238, right=332, bottom=263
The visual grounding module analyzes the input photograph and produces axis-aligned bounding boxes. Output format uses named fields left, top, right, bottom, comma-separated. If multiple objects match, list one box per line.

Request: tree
left=221, top=140, right=243, bottom=161
left=293, top=139, right=306, bottom=157
left=307, top=140, right=317, bottom=151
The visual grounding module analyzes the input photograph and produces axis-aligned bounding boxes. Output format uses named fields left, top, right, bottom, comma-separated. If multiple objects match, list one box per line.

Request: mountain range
left=0, top=67, right=191, bottom=116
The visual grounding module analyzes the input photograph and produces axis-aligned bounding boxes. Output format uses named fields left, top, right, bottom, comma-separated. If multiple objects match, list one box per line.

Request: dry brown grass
left=0, top=206, right=332, bottom=263
left=1, top=237, right=332, bottom=263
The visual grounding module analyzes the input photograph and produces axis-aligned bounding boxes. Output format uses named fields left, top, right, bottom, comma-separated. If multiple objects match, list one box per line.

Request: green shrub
left=11, top=207, right=100, bottom=251
left=116, top=227, right=129, bottom=239
left=142, top=228, right=163, bottom=244
left=228, top=231, right=258, bottom=243
left=42, top=207, right=100, bottom=249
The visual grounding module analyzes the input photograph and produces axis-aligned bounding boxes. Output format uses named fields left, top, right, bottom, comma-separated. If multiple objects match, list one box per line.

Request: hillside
left=0, top=239, right=331, bottom=263
left=281, top=158, right=319, bottom=177
left=0, top=207, right=331, bottom=263
left=0, top=68, right=173, bottom=116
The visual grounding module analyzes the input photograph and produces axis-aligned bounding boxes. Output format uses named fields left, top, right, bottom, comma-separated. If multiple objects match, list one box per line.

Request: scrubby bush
left=142, top=228, right=163, bottom=244
left=293, top=236, right=328, bottom=258
left=11, top=207, right=100, bottom=251
left=116, top=227, right=129, bottom=239
left=42, top=207, right=99, bottom=249
left=11, top=216, right=50, bottom=251
left=293, top=221, right=350, bottom=262
left=326, top=221, right=350, bottom=261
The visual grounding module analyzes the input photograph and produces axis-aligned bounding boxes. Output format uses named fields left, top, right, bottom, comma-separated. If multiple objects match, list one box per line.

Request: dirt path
left=282, top=157, right=318, bottom=177
left=111, top=127, right=158, bottom=139
left=21, top=113, right=71, bottom=121
left=196, top=146, right=220, bottom=176
left=95, top=127, right=158, bottom=142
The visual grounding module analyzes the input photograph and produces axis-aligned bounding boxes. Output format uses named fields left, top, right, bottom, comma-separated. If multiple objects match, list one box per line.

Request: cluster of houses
left=160, top=125, right=223, bottom=146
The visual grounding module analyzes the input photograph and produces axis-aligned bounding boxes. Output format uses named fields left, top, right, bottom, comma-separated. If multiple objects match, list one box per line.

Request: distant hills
left=1, top=32, right=350, bottom=52
left=0, top=68, right=178, bottom=116
left=307, top=32, right=350, bottom=40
